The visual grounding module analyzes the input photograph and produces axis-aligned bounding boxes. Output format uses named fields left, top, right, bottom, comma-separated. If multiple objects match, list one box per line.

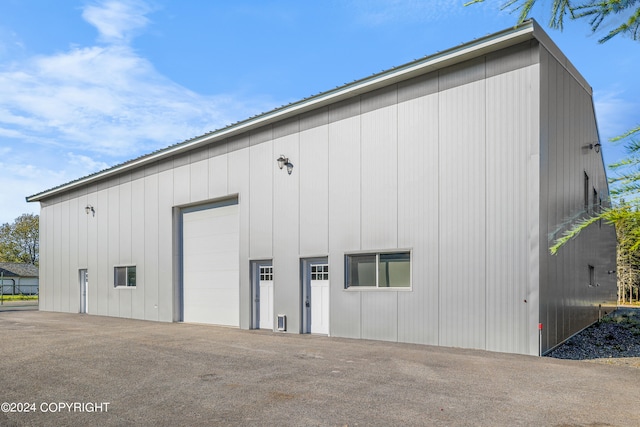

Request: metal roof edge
left=528, top=19, right=592, bottom=95
left=27, top=20, right=540, bottom=203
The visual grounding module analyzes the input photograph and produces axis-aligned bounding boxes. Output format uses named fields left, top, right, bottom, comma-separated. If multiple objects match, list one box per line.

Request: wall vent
left=277, top=314, right=286, bottom=331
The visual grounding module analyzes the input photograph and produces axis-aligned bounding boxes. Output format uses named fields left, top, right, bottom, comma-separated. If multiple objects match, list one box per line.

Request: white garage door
left=183, top=202, right=239, bottom=326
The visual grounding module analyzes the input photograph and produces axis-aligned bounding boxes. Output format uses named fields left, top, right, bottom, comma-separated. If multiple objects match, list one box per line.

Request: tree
left=466, top=0, right=640, bottom=43
left=614, top=207, right=640, bottom=303
left=0, top=214, right=39, bottom=265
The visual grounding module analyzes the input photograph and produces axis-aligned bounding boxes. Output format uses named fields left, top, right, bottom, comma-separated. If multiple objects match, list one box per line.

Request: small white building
left=27, top=20, right=616, bottom=355
left=0, top=263, right=39, bottom=295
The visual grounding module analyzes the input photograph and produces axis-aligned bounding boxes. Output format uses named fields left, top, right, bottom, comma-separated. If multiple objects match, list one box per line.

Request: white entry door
left=79, top=269, right=88, bottom=314
left=258, top=265, right=274, bottom=330
left=310, top=263, right=329, bottom=334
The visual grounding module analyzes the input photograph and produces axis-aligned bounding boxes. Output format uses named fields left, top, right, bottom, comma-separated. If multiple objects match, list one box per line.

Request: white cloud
left=0, top=0, right=270, bottom=157
left=0, top=158, right=62, bottom=224
left=0, top=0, right=271, bottom=224
left=594, top=88, right=637, bottom=140
left=0, top=42, right=240, bottom=156
left=349, top=0, right=484, bottom=26
left=82, top=0, right=151, bottom=44
left=66, top=152, right=112, bottom=175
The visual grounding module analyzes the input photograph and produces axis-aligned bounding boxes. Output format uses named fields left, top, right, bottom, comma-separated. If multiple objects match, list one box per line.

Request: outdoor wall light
left=589, top=142, right=601, bottom=153
left=276, top=155, right=294, bottom=175
left=85, top=205, right=95, bottom=217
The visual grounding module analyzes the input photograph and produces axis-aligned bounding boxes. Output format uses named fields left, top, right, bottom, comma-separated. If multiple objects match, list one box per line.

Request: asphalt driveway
left=0, top=311, right=638, bottom=426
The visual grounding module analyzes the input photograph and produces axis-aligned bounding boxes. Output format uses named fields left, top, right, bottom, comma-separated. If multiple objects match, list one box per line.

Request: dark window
left=584, top=172, right=589, bottom=211
left=346, top=252, right=411, bottom=288
left=114, top=266, right=136, bottom=287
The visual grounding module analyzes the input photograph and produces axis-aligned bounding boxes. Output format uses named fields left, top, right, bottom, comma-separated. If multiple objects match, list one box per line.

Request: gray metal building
left=27, top=20, right=616, bottom=355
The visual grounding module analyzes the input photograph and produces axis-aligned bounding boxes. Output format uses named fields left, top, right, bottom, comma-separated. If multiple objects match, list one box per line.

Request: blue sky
left=0, top=0, right=638, bottom=225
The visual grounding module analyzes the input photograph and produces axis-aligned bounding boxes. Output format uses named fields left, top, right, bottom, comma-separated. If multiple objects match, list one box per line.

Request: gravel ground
left=547, top=307, right=640, bottom=368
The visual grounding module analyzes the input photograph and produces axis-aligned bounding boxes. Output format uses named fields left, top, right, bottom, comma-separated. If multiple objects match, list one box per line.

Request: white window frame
left=344, top=251, right=412, bottom=290
left=114, top=265, right=136, bottom=288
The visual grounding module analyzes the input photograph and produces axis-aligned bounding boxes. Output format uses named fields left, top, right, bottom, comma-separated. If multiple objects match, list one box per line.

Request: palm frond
left=549, top=212, right=605, bottom=255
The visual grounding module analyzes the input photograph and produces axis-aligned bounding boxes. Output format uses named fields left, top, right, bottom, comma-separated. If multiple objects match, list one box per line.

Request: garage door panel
left=184, top=270, right=239, bottom=289
left=184, top=233, right=239, bottom=249
left=186, top=252, right=239, bottom=270
left=183, top=202, right=240, bottom=326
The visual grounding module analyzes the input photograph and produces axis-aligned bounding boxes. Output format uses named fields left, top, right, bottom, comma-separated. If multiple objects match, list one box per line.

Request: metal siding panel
left=397, top=93, right=440, bottom=345
left=300, top=125, right=329, bottom=256
left=119, top=182, right=132, bottom=262
left=190, top=159, right=208, bottom=202
left=58, top=201, right=70, bottom=312
left=145, top=162, right=159, bottom=176
left=485, top=68, right=533, bottom=354
left=68, top=198, right=79, bottom=312
left=173, top=164, right=190, bottom=206
left=542, top=51, right=559, bottom=349
left=328, top=114, right=362, bottom=338
left=439, top=57, right=485, bottom=92
left=361, top=102, right=398, bottom=250
left=52, top=203, right=62, bottom=311
left=208, top=155, right=228, bottom=199
left=329, top=254, right=361, bottom=338
left=157, top=169, right=174, bottom=322
left=328, top=97, right=360, bottom=123
left=144, top=174, right=160, bottom=321
left=68, top=196, right=82, bottom=313
left=38, top=206, right=49, bottom=311
left=539, top=49, right=617, bottom=353
left=273, top=116, right=299, bottom=139
left=78, top=196, right=88, bottom=271
left=108, top=186, right=120, bottom=317
left=397, top=72, right=438, bottom=103
left=189, top=146, right=209, bottom=163
left=228, top=149, right=251, bottom=329
left=299, top=108, right=328, bottom=132
left=439, top=80, right=486, bottom=350
left=361, top=86, right=397, bottom=113
left=78, top=196, right=89, bottom=313
left=250, top=126, right=272, bottom=146
left=249, top=141, right=273, bottom=259
left=361, top=291, right=398, bottom=341
left=273, top=133, right=300, bottom=332
left=228, top=134, right=250, bottom=153
left=328, top=115, right=361, bottom=251
left=96, top=189, right=109, bottom=316
left=173, top=153, right=189, bottom=168
left=119, top=182, right=133, bottom=318
left=87, top=192, right=98, bottom=315
left=529, top=63, right=541, bottom=356
left=486, top=41, right=536, bottom=78
left=131, top=178, right=146, bottom=320
left=209, top=141, right=227, bottom=158
left=44, top=205, right=55, bottom=311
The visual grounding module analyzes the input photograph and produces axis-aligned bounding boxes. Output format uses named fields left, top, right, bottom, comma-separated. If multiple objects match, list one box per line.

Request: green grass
left=0, top=295, right=38, bottom=301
